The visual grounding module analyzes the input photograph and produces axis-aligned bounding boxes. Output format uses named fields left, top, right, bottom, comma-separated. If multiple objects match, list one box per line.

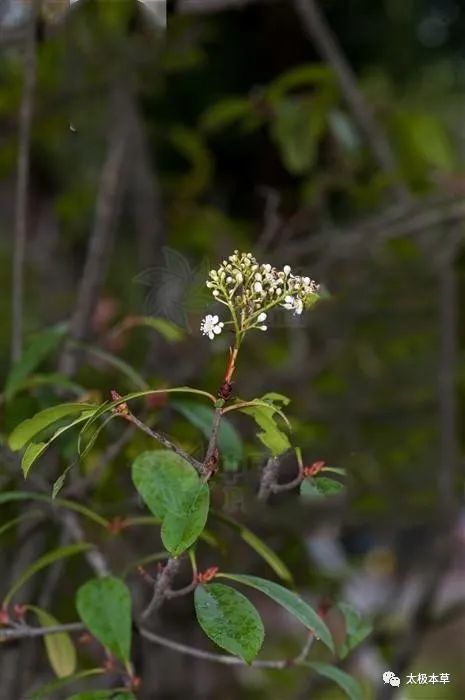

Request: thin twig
left=1, top=620, right=310, bottom=671
left=203, top=406, right=222, bottom=473
left=141, top=558, right=181, bottom=620
left=127, top=414, right=204, bottom=474
left=271, top=468, right=304, bottom=494
left=0, top=623, right=84, bottom=642
left=257, top=456, right=280, bottom=501
left=11, top=0, right=40, bottom=363
left=293, top=0, right=409, bottom=205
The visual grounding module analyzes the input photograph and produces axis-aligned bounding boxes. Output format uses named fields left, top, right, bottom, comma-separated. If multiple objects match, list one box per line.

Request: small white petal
left=254, top=282, right=263, bottom=293
left=283, top=265, right=291, bottom=275
left=211, top=315, right=219, bottom=324
left=259, top=325, right=267, bottom=331
left=213, top=290, right=219, bottom=296
left=208, top=331, right=215, bottom=340
left=257, top=312, right=267, bottom=322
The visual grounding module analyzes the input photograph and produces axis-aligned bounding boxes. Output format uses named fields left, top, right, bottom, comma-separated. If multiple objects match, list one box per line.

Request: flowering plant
left=4, top=251, right=368, bottom=700
left=202, top=251, right=320, bottom=345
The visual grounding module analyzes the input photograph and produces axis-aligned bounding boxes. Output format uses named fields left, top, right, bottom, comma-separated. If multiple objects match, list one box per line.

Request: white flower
left=200, top=314, right=224, bottom=340
left=258, top=325, right=267, bottom=331
left=254, top=282, right=263, bottom=293
left=257, top=312, right=267, bottom=322
left=283, top=265, right=291, bottom=275
left=282, top=295, right=303, bottom=315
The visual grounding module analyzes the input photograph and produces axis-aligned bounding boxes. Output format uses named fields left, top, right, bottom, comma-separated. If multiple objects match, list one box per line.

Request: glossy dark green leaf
left=219, top=573, right=334, bottom=652
left=194, top=583, right=264, bottom=663
left=132, top=450, right=209, bottom=555
left=76, top=577, right=132, bottom=665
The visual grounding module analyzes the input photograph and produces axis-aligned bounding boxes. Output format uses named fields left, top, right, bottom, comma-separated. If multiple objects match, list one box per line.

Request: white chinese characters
left=383, top=671, right=451, bottom=687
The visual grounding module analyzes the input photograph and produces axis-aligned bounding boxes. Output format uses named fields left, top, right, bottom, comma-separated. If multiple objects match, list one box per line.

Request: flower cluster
left=201, top=251, right=320, bottom=341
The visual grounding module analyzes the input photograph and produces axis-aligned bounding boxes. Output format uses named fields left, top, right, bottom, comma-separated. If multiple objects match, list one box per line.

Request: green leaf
left=172, top=400, right=243, bottom=471
left=267, top=63, right=335, bottom=102
left=5, top=325, right=66, bottom=401
left=0, top=490, right=109, bottom=527
left=27, top=669, right=104, bottom=700
left=336, top=602, right=372, bottom=659
left=194, top=583, right=264, bottom=663
left=132, top=450, right=210, bottom=556
left=301, top=476, right=344, bottom=499
left=26, top=605, right=76, bottom=678
left=213, top=511, right=293, bottom=584
left=200, top=97, right=252, bottom=133
left=240, top=403, right=290, bottom=456
left=219, top=574, right=334, bottom=652
left=260, top=392, right=291, bottom=408
left=52, top=464, right=74, bottom=499
left=303, top=661, right=363, bottom=700
left=8, top=403, right=96, bottom=451
left=20, top=412, right=91, bottom=478
left=3, top=543, right=92, bottom=606
left=77, top=387, right=215, bottom=454
left=76, top=577, right=132, bottom=665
